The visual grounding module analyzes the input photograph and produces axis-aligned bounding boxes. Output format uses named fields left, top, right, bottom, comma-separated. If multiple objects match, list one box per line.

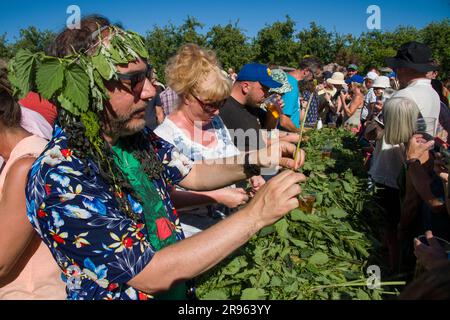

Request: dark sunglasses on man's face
left=116, top=63, right=153, bottom=93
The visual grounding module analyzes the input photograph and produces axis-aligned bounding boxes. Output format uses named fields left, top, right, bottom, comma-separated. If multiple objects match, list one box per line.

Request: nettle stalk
left=294, top=92, right=315, bottom=165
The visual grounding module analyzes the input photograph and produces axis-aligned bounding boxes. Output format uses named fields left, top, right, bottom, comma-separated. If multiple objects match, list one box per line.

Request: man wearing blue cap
left=220, top=63, right=283, bottom=152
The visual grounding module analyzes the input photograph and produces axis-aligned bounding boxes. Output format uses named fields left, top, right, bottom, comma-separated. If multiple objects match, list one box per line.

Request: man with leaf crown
left=8, top=15, right=306, bottom=300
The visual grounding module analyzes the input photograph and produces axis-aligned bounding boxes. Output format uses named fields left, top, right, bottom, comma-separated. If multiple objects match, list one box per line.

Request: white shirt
left=155, top=116, right=240, bottom=161
left=393, top=78, right=441, bottom=133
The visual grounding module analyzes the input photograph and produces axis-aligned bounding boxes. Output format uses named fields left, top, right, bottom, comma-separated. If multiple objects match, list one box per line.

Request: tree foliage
left=252, top=16, right=301, bottom=67
left=206, top=23, right=253, bottom=72
left=2, top=18, right=449, bottom=80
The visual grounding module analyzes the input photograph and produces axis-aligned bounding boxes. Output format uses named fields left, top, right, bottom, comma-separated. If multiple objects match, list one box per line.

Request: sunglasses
left=116, top=63, right=153, bottom=93
left=191, top=93, right=226, bottom=113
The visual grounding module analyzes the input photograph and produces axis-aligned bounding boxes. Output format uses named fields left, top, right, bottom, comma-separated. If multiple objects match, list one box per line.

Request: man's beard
left=104, top=105, right=147, bottom=137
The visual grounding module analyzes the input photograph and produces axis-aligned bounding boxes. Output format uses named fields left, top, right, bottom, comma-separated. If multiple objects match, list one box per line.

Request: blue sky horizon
left=0, top=0, right=449, bottom=43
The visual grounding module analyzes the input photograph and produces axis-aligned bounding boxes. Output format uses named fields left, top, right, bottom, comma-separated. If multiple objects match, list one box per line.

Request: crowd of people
left=0, top=14, right=449, bottom=300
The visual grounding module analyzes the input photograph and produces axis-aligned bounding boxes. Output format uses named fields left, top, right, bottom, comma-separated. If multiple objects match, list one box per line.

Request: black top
left=219, top=96, right=267, bottom=152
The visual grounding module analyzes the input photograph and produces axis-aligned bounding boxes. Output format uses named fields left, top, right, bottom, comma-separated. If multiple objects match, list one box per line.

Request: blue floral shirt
left=304, top=91, right=320, bottom=127
left=25, top=125, right=193, bottom=300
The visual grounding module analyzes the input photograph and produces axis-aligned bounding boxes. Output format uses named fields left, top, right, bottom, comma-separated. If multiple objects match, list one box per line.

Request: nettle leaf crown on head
left=7, top=25, right=158, bottom=222
left=7, top=25, right=149, bottom=137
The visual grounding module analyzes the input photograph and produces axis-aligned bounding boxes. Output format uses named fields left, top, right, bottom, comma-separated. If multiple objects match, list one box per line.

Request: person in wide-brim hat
left=326, top=72, right=346, bottom=85
left=385, top=41, right=438, bottom=73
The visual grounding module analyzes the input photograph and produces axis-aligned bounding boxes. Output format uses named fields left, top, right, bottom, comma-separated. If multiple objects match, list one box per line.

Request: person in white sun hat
left=319, top=72, right=347, bottom=125
left=364, top=71, right=379, bottom=90
left=368, top=76, right=394, bottom=121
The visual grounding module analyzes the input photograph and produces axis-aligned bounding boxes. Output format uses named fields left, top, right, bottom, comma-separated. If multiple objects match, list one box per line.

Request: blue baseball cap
left=236, top=63, right=282, bottom=89
left=345, top=75, right=365, bottom=84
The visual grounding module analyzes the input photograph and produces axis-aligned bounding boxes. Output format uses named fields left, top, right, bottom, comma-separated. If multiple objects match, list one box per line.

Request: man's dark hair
left=0, top=59, right=21, bottom=128
left=299, top=57, right=322, bottom=75
left=432, top=79, right=449, bottom=108
left=46, top=15, right=111, bottom=57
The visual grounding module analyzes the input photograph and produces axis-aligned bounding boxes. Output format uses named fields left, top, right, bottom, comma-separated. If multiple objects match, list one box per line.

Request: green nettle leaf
left=327, top=207, right=348, bottom=219
left=36, top=58, right=64, bottom=99
left=289, top=238, right=308, bottom=248
left=223, top=256, right=248, bottom=275
left=57, top=94, right=80, bottom=116
left=258, top=225, right=275, bottom=237
left=342, top=181, right=354, bottom=193
left=240, top=288, right=266, bottom=300
left=356, top=289, right=370, bottom=300
left=92, top=53, right=114, bottom=80
left=290, top=209, right=322, bottom=223
left=308, top=252, right=329, bottom=266
left=257, top=272, right=271, bottom=287
left=269, top=276, right=282, bottom=287
left=108, top=45, right=128, bottom=64
left=63, top=64, right=89, bottom=113
left=12, top=49, right=39, bottom=98
left=202, top=289, right=229, bottom=300
left=274, top=218, right=289, bottom=239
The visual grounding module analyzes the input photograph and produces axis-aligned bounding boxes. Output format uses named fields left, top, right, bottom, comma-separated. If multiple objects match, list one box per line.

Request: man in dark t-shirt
left=220, top=63, right=282, bottom=152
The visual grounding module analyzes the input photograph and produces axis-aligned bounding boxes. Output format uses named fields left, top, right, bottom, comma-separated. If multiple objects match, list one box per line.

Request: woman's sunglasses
left=191, top=93, right=226, bottom=113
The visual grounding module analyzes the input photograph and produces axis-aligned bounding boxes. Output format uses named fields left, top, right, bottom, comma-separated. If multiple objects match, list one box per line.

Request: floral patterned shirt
left=25, top=125, right=193, bottom=300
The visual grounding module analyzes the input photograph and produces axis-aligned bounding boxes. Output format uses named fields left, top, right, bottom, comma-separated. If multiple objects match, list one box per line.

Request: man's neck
left=0, top=127, right=32, bottom=161
left=230, top=88, right=248, bottom=107
left=102, top=131, right=119, bottom=147
left=401, top=76, right=428, bottom=89
left=288, top=70, right=302, bottom=81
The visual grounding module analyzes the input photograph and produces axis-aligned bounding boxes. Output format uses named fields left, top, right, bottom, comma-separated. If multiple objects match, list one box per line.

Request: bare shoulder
left=4, top=157, right=37, bottom=184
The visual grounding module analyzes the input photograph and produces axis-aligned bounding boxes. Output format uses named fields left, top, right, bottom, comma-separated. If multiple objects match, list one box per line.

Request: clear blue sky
left=0, top=0, right=449, bottom=42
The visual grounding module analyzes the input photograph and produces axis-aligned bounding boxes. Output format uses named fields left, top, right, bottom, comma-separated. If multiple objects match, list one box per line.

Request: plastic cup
left=298, top=193, right=316, bottom=214
left=321, top=140, right=333, bottom=159
left=264, top=95, right=281, bottom=119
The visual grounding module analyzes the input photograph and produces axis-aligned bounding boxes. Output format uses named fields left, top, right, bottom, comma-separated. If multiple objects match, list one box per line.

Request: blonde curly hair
left=165, top=43, right=231, bottom=104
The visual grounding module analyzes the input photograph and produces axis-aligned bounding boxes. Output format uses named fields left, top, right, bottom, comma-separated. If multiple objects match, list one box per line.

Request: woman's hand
left=406, top=134, right=434, bottom=162
left=214, top=188, right=250, bottom=208
left=414, top=231, right=448, bottom=271
left=248, top=175, right=266, bottom=197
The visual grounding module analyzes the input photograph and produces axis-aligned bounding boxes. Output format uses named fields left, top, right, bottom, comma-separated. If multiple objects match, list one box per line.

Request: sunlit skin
left=347, top=69, right=358, bottom=77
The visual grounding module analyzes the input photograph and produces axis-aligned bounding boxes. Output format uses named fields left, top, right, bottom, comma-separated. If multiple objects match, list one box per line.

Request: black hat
left=385, top=41, right=438, bottom=73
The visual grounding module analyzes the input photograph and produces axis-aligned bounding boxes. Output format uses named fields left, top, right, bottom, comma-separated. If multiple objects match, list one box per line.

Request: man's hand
left=407, top=134, right=434, bottom=162
left=251, top=140, right=305, bottom=171
left=245, top=170, right=306, bottom=228
left=414, top=231, right=448, bottom=271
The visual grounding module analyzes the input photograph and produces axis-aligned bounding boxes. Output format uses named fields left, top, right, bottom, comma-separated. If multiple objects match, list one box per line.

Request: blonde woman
left=341, top=81, right=366, bottom=128
left=155, top=44, right=265, bottom=237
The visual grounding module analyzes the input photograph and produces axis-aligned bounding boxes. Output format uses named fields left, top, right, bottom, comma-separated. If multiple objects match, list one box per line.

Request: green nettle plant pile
left=196, top=128, right=405, bottom=300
